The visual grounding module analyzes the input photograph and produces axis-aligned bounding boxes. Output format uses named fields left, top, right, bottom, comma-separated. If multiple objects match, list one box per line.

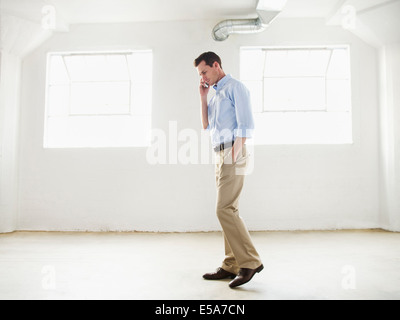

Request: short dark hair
left=194, top=52, right=222, bottom=69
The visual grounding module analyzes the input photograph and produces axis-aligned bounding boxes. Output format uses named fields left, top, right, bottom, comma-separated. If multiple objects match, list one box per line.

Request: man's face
left=197, top=60, right=219, bottom=87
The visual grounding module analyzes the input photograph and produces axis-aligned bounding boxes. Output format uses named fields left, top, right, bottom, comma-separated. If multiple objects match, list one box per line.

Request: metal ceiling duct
left=212, top=0, right=287, bottom=41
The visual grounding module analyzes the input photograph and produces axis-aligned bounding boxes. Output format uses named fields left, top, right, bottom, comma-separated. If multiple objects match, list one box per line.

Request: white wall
left=0, top=12, right=53, bottom=233
left=0, top=52, right=21, bottom=233
left=379, top=44, right=400, bottom=232
left=17, top=18, right=380, bottom=232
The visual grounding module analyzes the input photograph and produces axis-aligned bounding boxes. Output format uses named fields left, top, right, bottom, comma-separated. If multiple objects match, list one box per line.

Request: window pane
left=240, top=46, right=352, bottom=144
left=132, top=82, right=152, bottom=116
left=265, top=49, right=331, bottom=77
left=243, top=80, right=263, bottom=113
left=264, top=50, right=288, bottom=77
left=264, top=77, right=326, bottom=111
left=63, top=56, right=86, bottom=81
left=240, top=49, right=264, bottom=80
left=64, top=54, right=130, bottom=82
left=103, top=55, right=130, bottom=81
left=127, top=51, right=153, bottom=83
left=307, top=50, right=331, bottom=76
left=45, top=115, right=151, bottom=148
left=327, top=49, right=350, bottom=79
left=253, top=112, right=352, bottom=144
left=286, top=50, right=310, bottom=75
left=327, top=79, right=351, bottom=112
left=45, top=50, right=154, bottom=148
left=48, top=85, right=69, bottom=116
left=48, top=56, right=69, bottom=84
left=70, top=82, right=131, bottom=115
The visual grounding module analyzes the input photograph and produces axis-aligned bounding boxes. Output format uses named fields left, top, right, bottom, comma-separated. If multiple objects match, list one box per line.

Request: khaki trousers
left=215, top=145, right=262, bottom=275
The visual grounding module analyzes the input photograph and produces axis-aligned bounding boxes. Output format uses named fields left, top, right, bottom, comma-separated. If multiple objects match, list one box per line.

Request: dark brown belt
left=214, top=141, right=235, bottom=152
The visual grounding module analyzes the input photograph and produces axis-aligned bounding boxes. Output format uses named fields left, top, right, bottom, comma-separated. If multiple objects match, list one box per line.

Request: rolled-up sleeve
left=205, top=99, right=213, bottom=131
left=232, top=83, right=255, bottom=139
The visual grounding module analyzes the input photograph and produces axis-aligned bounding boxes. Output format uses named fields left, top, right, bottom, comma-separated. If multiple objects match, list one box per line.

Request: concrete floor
left=0, top=230, right=399, bottom=300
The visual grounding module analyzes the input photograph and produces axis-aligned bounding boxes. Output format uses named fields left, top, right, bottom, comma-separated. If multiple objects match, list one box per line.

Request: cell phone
left=203, top=82, right=209, bottom=88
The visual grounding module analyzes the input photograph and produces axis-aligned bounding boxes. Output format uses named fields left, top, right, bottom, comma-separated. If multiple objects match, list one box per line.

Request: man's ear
left=213, top=61, right=220, bottom=69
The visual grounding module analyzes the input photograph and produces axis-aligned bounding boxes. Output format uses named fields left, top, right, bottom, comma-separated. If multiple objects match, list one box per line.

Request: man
left=194, top=52, right=263, bottom=288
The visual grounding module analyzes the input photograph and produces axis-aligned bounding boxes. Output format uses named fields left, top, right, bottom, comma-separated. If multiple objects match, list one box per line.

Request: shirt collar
left=213, top=74, right=232, bottom=91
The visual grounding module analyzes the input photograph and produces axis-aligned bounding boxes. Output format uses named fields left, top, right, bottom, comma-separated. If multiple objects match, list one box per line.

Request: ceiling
left=1, top=0, right=345, bottom=24
left=1, top=0, right=399, bottom=55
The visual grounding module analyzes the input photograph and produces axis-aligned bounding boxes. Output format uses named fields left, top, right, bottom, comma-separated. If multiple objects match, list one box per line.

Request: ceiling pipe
left=212, top=18, right=266, bottom=41
left=212, top=0, right=287, bottom=41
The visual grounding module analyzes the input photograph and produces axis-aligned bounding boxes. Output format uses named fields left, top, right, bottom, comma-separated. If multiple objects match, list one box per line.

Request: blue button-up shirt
left=207, top=74, right=255, bottom=148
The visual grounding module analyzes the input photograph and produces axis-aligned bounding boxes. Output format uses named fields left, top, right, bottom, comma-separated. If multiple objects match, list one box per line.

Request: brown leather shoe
left=203, top=268, right=236, bottom=280
left=229, top=264, right=264, bottom=288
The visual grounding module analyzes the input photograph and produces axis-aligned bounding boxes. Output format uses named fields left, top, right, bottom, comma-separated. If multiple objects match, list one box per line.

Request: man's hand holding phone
left=199, top=79, right=210, bottom=97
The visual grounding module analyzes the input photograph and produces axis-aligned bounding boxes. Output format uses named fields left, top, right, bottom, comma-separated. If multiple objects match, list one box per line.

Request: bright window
left=241, top=46, right=352, bottom=144
left=44, top=51, right=152, bottom=148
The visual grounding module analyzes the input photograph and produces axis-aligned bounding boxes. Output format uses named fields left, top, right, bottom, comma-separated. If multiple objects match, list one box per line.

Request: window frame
left=240, top=45, right=353, bottom=145
left=241, top=45, right=352, bottom=114
left=44, top=50, right=153, bottom=148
